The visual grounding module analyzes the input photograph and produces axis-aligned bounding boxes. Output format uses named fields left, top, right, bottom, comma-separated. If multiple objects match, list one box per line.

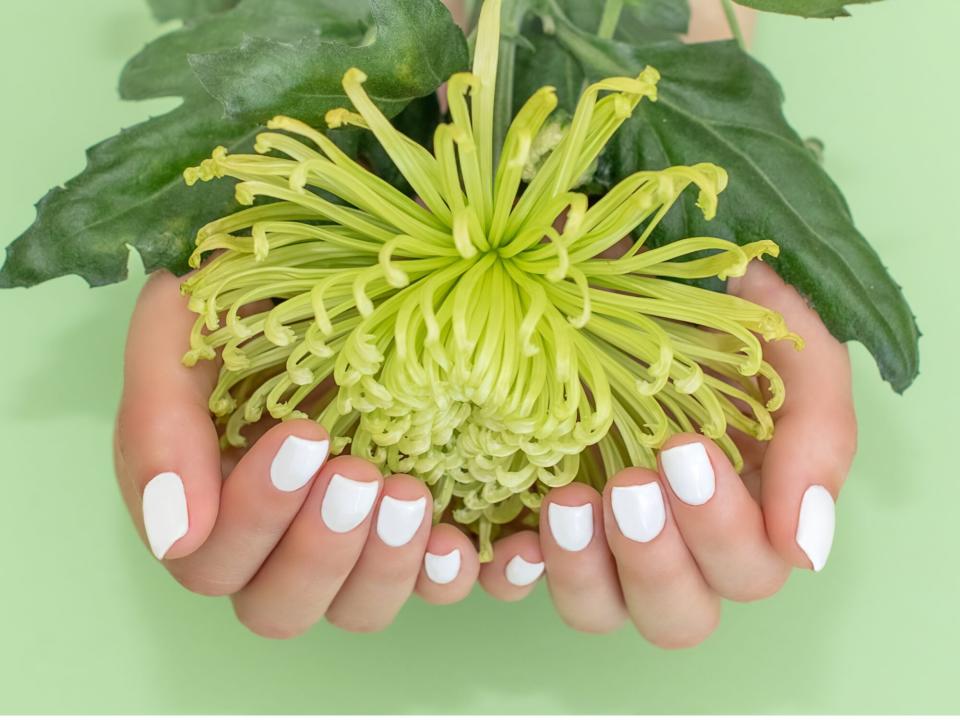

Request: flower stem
left=720, top=0, right=745, bottom=49
left=492, top=0, right=527, bottom=174
left=597, top=0, right=624, bottom=40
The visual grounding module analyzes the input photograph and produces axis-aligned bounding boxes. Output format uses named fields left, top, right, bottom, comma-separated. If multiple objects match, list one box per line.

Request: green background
left=0, top=0, right=956, bottom=714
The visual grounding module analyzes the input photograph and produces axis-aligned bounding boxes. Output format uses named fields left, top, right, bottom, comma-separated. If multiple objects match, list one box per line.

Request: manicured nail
left=796, top=485, right=836, bottom=572
left=424, top=549, right=461, bottom=585
left=661, top=443, right=716, bottom=506
left=270, top=436, right=329, bottom=492
left=505, top=556, right=545, bottom=587
left=376, top=496, right=427, bottom=547
left=142, top=472, right=188, bottom=560
left=320, top=473, right=379, bottom=533
left=611, top=483, right=666, bottom=543
left=547, top=502, right=593, bottom=552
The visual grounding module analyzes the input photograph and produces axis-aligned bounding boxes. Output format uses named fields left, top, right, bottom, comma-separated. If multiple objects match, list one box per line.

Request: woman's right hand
left=114, top=271, right=480, bottom=637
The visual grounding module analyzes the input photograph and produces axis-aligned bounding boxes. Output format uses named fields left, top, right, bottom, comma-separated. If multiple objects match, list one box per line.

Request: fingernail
left=320, top=473, right=379, bottom=533
left=505, top=556, right=545, bottom=587
left=547, top=502, right=593, bottom=552
left=142, top=472, right=189, bottom=560
left=796, top=485, right=836, bottom=572
left=270, top=436, right=329, bottom=492
left=424, top=549, right=461, bottom=585
left=376, top=496, right=427, bottom=547
left=611, top=483, right=666, bottom=542
left=661, top=443, right=716, bottom=506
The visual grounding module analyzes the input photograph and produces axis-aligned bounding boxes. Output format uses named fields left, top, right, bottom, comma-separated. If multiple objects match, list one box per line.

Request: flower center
left=179, top=0, right=801, bottom=560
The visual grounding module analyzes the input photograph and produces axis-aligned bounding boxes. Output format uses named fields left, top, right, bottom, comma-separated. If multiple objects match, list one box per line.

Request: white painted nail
left=611, top=483, right=666, bottom=543
left=142, top=472, right=189, bottom=560
left=505, top=556, right=545, bottom=587
left=424, top=549, right=461, bottom=585
left=270, top=436, right=329, bottom=492
left=796, top=485, right=836, bottom=572
left=376, top=496, right=427, bottom=547
left=320, top=473, right=379, bottom=533
left=548, top=502, right=594, bottom=552
left=661, top=443, right=716, bottom=506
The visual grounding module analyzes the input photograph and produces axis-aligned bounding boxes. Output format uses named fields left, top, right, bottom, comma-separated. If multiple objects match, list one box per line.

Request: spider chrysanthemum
left=181, top=0, right=802, bottom=560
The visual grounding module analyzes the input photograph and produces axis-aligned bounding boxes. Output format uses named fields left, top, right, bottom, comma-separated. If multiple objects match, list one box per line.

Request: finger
left=658, top=434, right=790, bottom=601
left=479, top=531, right=544, bottom=602
left=731, top=262, right=857, bottom=571
left=162, top=420, right=330, bottom=596
left=603, top=468, right=720, bottom=649
left=115, top=271, right=221, bottom=561
left=540, top=484, right=627, bottom=634
left=231, top=456, right=382, bottom=639
left=325, top=475, right=432, bottom=633
left=416, top=523, right=480, bottom=605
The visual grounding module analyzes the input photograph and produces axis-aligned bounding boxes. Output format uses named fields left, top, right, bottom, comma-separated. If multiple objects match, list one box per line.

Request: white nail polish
left=547, top=502, right=593, bottom=552
left=142, top=472, right=189, bottom=560
left=661, top=443, right=716, bottom=506
left=611, top=483, right=666, bottom=543
left=270, top=436, right=329, bottom=492
left=796, top=485, right=836, bottom=572
left=376, top=496, right=427, bottom=547
left=505, top=556, right=545, bottom=587
left=320, top=473, right=379, bottom=533
left=424, top=549, right=461, bottom=585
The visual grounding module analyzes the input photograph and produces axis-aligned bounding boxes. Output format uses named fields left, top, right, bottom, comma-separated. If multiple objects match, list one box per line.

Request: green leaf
left=544, top=19, right=919, bottom=391
left=189, top=0, right=468, bottom=124
left=121, top=0, right=372, bottom=103
left=514, top=19, right=586, bottom=113
left=544, top=0, right=690, bottom=42
left=621, top=0, right=691, bottom=34
left=512, top=0, right=686, bottom=111
left=146, top=0, right=240, bottom=24
left=732, top=0, right=882, bottom=19
left=0, top=0, right=468, bottom=290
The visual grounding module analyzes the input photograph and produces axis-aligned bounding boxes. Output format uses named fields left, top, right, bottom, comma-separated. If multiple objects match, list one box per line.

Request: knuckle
left=616, top=558, right=673, bottom=589
left=378, top=563, right=417, bottom=587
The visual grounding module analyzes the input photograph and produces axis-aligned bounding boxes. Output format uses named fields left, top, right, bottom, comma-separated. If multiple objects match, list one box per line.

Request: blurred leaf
left=146, top=0, right=240, bottom=23
left=733, top=0, right=883, bottom=19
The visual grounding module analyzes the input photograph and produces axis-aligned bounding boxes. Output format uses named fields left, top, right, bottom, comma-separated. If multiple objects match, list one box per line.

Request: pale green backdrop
left=0, top=0, right=956, bottom=714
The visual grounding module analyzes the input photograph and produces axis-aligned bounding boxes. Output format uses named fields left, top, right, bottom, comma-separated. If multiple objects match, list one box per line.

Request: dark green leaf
left=0, top=106, right=252, bottom=288
left=622, top=0, right=691, bottom=34
left=547, top=19, right=919, bottom=391
left=189, top=0, right=469, bottom=124
left=122, top=0, right=371, bottom=102
left=514, top=19, right=586, bottom=112
left=557, top=0, right=690, bottom=39
left=0, top=0, right=468, bottom=289
left=733, top=0, right=882, bottom=19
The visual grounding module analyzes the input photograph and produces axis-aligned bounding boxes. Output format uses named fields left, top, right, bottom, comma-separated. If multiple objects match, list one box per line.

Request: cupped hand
left=477, top=261, right=857, bottom=647
left=114, top=271, right=480, bottom=638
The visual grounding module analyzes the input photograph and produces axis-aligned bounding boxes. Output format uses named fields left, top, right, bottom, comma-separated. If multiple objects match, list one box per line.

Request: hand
left=114, top=271, right=481, bottom=638
left=475, top=262, right=857, bottom=646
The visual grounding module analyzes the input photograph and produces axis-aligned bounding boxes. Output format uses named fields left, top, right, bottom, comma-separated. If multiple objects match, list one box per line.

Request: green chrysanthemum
left=181, top=0, right=801, bottom=560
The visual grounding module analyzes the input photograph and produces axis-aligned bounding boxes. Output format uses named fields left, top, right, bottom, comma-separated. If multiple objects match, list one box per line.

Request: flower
left=181, top=0, right=801, bottom=560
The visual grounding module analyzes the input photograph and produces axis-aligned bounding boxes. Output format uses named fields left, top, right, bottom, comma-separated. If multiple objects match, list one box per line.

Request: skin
left=113, top=5, right=857, bottom=645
